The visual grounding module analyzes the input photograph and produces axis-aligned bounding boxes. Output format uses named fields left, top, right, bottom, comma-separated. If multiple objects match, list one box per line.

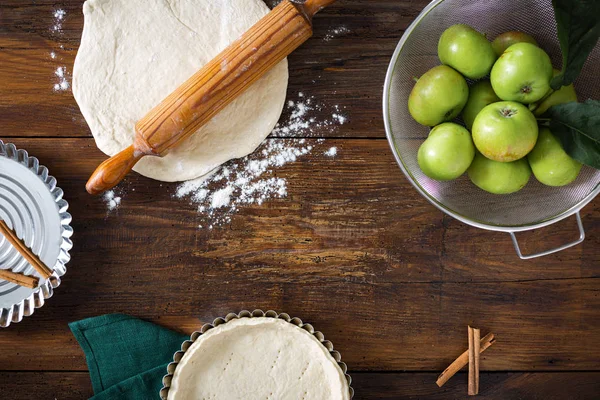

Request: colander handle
left=509, top=212, right=585, bottom=260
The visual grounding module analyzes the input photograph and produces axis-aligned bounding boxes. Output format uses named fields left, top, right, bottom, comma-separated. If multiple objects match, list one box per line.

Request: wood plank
left=2, top=371, right=600, bottom=399
left=2, top=278, right=600, bottom=371
left=0, top=372, right=94, bottom=399
left=0, top=0, right=424, bottom=138
left=353, top=372, right=600, bottom=399
left=0, top=138, right=598, bottom=372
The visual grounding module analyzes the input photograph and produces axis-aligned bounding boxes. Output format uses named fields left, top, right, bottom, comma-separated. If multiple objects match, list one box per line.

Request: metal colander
left=383, top=0, right=600, bottom=259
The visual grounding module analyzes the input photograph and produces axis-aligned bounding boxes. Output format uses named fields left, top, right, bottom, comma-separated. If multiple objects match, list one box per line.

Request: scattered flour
left=174, top=92, right=347, bottom=228
left=211, top=186, right=234, bottom=209
left=272, top=93, right=347, bottom=137
left=54, top=9, right=66, bottom=20
left=325, top=147, right=338, bottom=157
left=176, top=139, right=313, bottom=227
left=324, top=26, right=350, bottom=41
left=103, top=190, right=122, bottom=213
left=50, top=10, right=70, bottom=92
left=53, top=66, right=70, bottom=91
left=332, top=113, right=346, bottom=125
left=51, top=9, right=66, bottom=32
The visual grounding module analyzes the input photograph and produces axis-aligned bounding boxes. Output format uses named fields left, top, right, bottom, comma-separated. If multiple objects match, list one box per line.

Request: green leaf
left=546, top=100, right=600, bottom=169
left=551, top=0, right=600, bottom=90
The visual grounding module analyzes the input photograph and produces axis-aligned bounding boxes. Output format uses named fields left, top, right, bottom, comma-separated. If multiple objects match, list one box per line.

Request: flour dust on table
left=176, top=139, right=318, bottom=229
left=102, top=189, right=123, bottom=214
left=105, top=136, right=328, bottom=227
left=50, top=9, right=70, bottom=92
left=325, top=147, right=338, bottom=157
left=175, top=93, right=347, bottom=229
left=324, top=26, right=350, bottom=42
left=272, top=93, right=348, bottom=137
left=53, top=66, right=70, bottom=92
left=51, top=9, right=66, bottom=33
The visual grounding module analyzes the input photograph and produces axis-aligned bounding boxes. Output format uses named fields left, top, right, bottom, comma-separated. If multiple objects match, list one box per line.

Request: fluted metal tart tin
left=0, top=140, right=73, bottom=327
left=160, top=309, right=354, bottom=399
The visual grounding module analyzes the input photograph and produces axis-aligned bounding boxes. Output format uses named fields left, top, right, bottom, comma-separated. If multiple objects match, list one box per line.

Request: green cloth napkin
left=69, top=314, right=188, bottom=400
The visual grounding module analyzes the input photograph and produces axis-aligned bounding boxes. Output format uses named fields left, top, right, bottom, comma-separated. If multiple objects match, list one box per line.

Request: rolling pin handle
left=300, top=0, right=337, bottom=19
left=86, top=145, right=144, bottom=195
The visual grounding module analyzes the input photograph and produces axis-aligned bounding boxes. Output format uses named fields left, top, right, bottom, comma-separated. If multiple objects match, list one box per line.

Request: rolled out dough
left=73, top=0, right=288, bottom=182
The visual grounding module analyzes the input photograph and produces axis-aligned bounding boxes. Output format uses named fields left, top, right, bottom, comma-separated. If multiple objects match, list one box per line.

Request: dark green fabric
left=69, top=314, right=188, bottom=400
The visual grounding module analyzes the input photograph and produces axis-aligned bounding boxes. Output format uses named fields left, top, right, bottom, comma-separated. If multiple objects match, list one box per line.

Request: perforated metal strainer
left=383, top=0, right=600, bottom=259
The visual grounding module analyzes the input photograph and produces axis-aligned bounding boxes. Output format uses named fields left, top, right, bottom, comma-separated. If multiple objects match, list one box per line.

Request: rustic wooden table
left=1, top=1, right=600, bottom=398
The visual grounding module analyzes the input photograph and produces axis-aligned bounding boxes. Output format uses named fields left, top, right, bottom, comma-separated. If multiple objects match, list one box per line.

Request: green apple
left=491, top=31, right=538, bottom=56
left=408, top=65, right=469, bottom=126
left=418, top=122, right=475, bottom=181
left=468, top=152, right=531, bottom=194
left=528, top=127, right=582, bottom=186
left=533, top=69, right=578, bottom=116
left=438, top=24, right=497, bottom=79
left=490, top=42, right=553, bottom=103
left=472, top=101, right=538, bottom=162
left=462, top=80, right=501, bottom=131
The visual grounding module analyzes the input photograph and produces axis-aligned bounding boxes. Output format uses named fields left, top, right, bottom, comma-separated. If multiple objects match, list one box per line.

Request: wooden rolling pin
left=86, top=0, right=337, bottom=195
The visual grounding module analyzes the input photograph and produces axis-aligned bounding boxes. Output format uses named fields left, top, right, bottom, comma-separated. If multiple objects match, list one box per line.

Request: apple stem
left=412, top=76, right=419, bottom=83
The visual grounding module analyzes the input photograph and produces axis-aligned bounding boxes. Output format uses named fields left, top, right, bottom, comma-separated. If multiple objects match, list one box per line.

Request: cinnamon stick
left=468, top=326, right=476, bottom=395
left=436, top=332, right=495, bottom=388
left=0, top=269, right=39, bottom=289
left=0, top=219, right=53, bottom=279
left=470, top=327, right=480, bottom=395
